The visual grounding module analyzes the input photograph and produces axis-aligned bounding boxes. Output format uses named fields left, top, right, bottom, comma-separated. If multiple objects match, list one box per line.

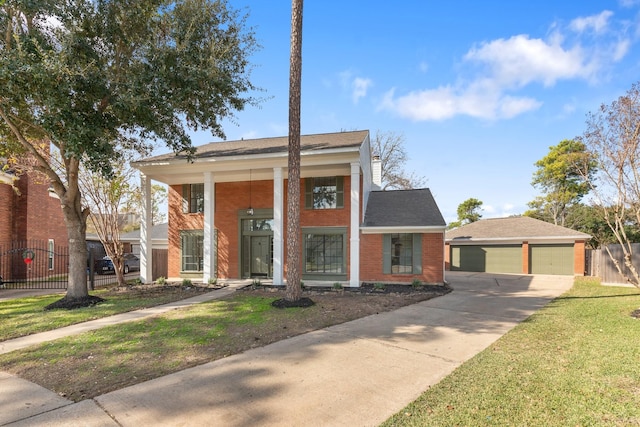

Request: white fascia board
left=447, top=236, right=590, bottom=244
left=361, top=226, right=446, bottom=234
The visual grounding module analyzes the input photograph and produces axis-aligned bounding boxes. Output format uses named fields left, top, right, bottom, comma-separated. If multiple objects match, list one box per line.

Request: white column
left=140, top=173, right=153, bottom=284
left=350, top=162, right=360, bottom=287
left=273, top=167, right=284, bottom=286
left=203, top=172, right=215, bottom=283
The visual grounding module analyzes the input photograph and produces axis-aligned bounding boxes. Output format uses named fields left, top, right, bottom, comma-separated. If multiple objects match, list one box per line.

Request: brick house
left=0, top=167, right=68, bottom=280
left=133, top=130, right=446, bottom=286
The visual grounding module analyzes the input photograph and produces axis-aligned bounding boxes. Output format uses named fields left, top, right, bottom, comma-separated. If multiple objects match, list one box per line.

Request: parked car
left=95, top=253, right=140, bottom=274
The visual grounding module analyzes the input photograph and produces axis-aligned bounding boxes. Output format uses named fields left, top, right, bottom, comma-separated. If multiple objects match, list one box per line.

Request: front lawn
left=383, top=277, right=640, bottom=426
left=0, top=285, right=219, bottom=341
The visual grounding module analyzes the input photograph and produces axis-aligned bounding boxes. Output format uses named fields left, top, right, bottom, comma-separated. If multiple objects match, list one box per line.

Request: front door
left=250, top=236, right=271, bottom=277
left=240, top=216, right=274, bottom=279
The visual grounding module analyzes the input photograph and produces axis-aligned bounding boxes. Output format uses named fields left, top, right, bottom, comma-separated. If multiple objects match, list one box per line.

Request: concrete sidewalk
left=1, top=273, right=574, bottom=426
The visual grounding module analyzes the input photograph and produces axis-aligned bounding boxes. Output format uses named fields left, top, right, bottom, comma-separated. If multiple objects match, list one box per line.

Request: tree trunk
left=285, top=0, right=303, bottom=302
left=59, top=160, right=90, bottom=299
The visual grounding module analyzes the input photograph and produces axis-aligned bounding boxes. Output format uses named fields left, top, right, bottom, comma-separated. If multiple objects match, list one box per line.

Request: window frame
left=180, top=230, right=204, bottom=272
left=304, top=176, right=344, bottom=209
left=383, top=233, right=422, bottom=275
left=302, top=227, right=347, bottom=281
left=182, top=183, right=205, bottom=214
left=48, top=239, right=54, bottom=270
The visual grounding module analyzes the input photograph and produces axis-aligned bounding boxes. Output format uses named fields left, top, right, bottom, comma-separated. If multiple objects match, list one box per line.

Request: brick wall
left=167, top=176, right=449, bottom=284
left=0, top=173, right=67, bottom=246
left=360, top=232, right=445, bottom=284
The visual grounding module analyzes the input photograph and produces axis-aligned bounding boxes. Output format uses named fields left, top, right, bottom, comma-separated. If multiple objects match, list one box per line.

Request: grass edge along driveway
left=382, top=276, right=640, bottom=427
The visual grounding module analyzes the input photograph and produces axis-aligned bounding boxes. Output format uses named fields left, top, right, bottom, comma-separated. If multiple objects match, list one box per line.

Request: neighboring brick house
left=0, top=167, right=68, bottom=280
left=133, top=130, right=446, bottom=286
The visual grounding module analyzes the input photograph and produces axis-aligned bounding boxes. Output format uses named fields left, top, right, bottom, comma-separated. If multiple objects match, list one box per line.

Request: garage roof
left=362, top=188, right=446, bottom=232
left=446, top=216, right=591, bottom=242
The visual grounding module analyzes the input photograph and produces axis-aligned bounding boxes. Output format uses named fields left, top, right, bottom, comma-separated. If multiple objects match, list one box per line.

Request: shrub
left=411, top=278, right=422, bottom=288
left=208, top=277, right=217, bottom=285
left=156, top=276, right=166, bottom=286
left=374, top=282, right=385, bottom=290
left=332, top=282, right=343, bottom=290
left=182, top=278, right=192, bottom=287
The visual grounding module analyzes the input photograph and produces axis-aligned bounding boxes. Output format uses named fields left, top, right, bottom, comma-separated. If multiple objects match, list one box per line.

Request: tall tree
left=0, top=0, right=259, bottom=306
left=578, top=82, right=640, bottom=288
left=371, top=130, right=426, bottom=190
left=447, top=198, right=483, bottom=229
left=285, top=0, right=303, bottom=303
left=530, top=139, right=596, bottom=226
left=79, top=156, right=138, bottom=288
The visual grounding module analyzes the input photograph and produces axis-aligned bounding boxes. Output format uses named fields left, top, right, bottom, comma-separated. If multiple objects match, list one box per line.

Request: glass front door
left=250, top=235, right=271, bottom=277
left=241, top=217, right=273, bottom=278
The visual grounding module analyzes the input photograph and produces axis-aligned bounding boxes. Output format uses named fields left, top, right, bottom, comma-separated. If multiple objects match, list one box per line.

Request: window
left=182, top=184, right=204, bottom=213
left=383, top=234, right=422, bottom=274
left=305, top=177, right=344, bottom=209
left=303, top=228, right=347, bottom=279
left=181, top=230, right=203, bottom=272
left=48, top=239, right=54, bottom=270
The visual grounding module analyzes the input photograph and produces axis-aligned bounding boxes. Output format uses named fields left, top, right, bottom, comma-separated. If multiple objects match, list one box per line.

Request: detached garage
left=445, top=217, right=591, bottom=276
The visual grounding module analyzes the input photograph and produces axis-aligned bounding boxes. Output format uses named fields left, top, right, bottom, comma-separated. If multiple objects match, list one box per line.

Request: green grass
left=0, top=294, right=304, bottom=401
left=382, top=277, right=640, bottom=427
left=0, top=287, right=205, bottom=341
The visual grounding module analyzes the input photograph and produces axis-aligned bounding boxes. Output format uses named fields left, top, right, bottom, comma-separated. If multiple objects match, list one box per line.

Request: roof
left=120, top=223, right=168, bottom=242
left=362, top=189, right=446, bottom=231
left=446, top=216, right=591, bottom=242
left=135, top=130, right=369, bottom=164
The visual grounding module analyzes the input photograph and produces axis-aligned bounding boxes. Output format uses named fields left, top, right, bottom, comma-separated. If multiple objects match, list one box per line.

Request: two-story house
left=133, top=130, right=446, bottom=286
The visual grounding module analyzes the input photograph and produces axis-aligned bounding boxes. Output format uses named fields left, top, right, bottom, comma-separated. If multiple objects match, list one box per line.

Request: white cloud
left=464, top=35, right=593, bottom=87
left=380, top=83, right=542, bottom=121
left=339, top=70, right=373, bottom=104
left=379, top=14, right=626, bottom=122
left=352, top=77, right=373, bottom=104
left=569, top=10, right=614, bottom=34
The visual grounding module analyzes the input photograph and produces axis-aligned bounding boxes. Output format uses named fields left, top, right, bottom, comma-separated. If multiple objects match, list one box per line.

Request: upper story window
left=305, top=177, right=344, bottom=209
left=182, top=184, right=204, bottom=214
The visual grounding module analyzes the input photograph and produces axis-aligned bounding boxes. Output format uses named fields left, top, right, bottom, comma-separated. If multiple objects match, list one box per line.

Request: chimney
left=372, top=154, right=382, bottom=189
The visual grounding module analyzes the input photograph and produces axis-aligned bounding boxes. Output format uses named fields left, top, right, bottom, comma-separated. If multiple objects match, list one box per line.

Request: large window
left=181, top=230, right=203, bottom=272
left=305, top=177, right=344, bottom=209
left=383, top=233, right=422, bottom=275
left=303, top=227, right=347, bottom=279
left=182, top=184, right=204, bottom=214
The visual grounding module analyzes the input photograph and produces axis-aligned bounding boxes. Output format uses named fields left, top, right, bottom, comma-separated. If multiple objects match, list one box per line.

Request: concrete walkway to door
left=0, top=272, right=574, bottom=427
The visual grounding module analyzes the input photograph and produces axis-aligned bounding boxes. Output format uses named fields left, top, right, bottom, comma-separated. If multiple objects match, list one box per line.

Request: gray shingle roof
left=136, top=130, right=369, bottom=163
left=362, top=189, right=446, bottom=228
left=120, top=223, right=168, bottom=241
left=446, top=216, right=591, bottom=241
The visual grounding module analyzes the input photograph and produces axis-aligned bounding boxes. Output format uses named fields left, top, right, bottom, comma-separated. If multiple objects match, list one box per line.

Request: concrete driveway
left=1, top=272, right=575, bottom=427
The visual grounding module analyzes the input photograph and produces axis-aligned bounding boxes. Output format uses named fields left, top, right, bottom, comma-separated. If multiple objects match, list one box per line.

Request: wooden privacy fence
left=586, top=243, right=640, bottom=284
left=152, top=248, right=168, bottom=280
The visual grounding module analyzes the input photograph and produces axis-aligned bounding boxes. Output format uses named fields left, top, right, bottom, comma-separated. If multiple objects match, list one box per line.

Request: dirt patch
left=2, top=282, right=451, bottom=401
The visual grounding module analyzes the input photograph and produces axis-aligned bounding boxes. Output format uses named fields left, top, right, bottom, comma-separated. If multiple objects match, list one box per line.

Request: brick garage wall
left=360, top=232, right=445, bottom=284
left=574, top=239, right=586, bottom=275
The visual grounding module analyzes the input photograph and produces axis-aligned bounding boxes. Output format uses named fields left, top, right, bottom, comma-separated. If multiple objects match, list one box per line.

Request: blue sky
left=183, top=0, right=640, bottom=223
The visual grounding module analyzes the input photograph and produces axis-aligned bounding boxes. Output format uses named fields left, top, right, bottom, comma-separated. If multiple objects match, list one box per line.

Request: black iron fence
left=1, top=240, right=168, bottom=290
left=0, top=240, right=69, bottom=289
